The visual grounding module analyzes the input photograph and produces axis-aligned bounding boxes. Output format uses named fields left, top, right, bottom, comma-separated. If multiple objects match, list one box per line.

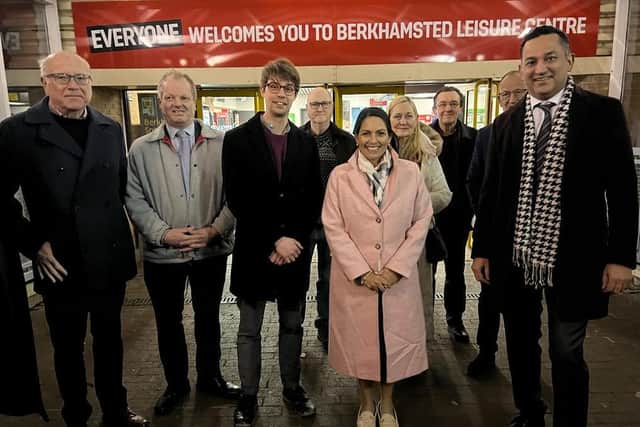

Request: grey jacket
left=125, top=120, right=235, bottom=263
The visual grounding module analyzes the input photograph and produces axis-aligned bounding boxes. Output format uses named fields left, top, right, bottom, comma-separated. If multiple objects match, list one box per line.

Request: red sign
left=71, top=0, right=600, bottom=68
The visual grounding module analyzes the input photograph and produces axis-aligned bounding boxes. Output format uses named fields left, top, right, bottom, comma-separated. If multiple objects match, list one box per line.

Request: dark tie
left=176, top=129, right=191, bottom=195
left=535, top=102, right=555, bottom=178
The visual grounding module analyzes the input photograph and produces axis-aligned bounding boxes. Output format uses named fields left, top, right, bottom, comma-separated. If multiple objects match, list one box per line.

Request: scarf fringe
left=513, top=246, right=555, bottom=289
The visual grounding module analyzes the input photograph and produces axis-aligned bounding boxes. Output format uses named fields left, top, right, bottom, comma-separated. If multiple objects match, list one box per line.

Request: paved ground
left=3, top=257, right=640, bottom=427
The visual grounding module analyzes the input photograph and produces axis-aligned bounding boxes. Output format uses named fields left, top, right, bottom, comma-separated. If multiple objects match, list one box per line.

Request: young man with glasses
left=465, top=70, right=527, bottom=378
left=300, top=86, right=356, bottom=351
left=222, top=58, right=323, bottom=427
left=0, top=51, right=148, bottom=427
left=431, top=86, right=477, bottom=344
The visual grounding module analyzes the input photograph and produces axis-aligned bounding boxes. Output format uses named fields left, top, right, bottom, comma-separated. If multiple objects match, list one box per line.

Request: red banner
left=71, top=0, right=600, bottom=68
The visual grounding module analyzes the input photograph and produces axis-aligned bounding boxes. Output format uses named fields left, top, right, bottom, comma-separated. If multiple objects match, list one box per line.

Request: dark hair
left=434, top=86, right=464, bottom=109
left=520, top=25, right=571, bottom=57
left=260, top=58, right=300, bottom=92
left=353, top=107, right=398, bottom=151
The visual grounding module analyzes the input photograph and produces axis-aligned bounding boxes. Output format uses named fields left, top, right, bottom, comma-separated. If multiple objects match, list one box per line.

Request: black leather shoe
left=154, top=386, right=190, bottom=415
left=196, top=376, right=241, bottom=399
left=508, top=413, right=545, bottom=427
left=466, top=353, right=496, bottom=378
left=283, top=385, right=316, bottom=417
left=447, top=321, right=470, bottom=343
left=102, top=409, right=150, bottom=426
left=234, top=394, right=258, bottom=427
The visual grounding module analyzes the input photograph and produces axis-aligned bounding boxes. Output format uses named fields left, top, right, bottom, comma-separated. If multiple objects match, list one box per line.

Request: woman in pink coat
left=322, top=108, right=432, bottom=427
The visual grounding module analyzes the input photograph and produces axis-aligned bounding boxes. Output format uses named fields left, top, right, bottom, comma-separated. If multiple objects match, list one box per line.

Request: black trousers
left=503, top=274, right=590, bottom=426
left=475, top=281, right=502, bottom=355
left=434, top=223, right=469, bottom=323
left=144, top=256, right=227, bottom=391
left=43, top=283, right=128, bottom=425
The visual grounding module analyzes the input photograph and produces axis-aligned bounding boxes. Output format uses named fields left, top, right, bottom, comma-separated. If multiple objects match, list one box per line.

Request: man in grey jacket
left=125, top=70, right=240, bottom=416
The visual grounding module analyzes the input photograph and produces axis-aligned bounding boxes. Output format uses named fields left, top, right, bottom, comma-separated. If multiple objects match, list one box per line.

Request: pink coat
left=322, top=150, right=433, bottom=382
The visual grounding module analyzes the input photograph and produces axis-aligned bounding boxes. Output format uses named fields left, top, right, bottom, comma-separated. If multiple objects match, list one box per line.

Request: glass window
left=0, top=0, right=51, bottom=69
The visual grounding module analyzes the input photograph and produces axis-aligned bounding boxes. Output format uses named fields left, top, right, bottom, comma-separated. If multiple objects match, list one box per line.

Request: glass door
left=198, top=88, right=261, bottom=132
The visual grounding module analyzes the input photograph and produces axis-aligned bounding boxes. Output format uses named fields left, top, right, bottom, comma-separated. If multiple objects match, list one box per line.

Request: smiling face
left=356, top=116, right=392, bottom=166
left=433, top=90, right=462, bottom=128
left=306, top=87, right=333, bottom=129
left=260, top=75, right=297, bottom=119
left=41, top=52, right=92, bottom=116
left=519, top=33, right=574, bottom=100
left=158, top=76, right=196, bottom=129
left=389, top=100, right=418, bottom=138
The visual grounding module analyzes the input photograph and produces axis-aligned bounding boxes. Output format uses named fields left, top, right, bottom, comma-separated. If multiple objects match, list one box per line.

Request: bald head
left=498, top=70, right=526, bottom=111
left=307, top=86, right=333, bottom=134
left=39, top=51, right=93, bottom=119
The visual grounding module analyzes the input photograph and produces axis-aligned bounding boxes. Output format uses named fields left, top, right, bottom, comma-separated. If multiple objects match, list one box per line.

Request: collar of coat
left=24, top=97, right=111, bottom=127
left=142, top=119, right=219, bottom=150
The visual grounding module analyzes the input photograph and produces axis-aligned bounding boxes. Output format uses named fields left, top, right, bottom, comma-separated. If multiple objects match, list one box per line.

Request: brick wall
left=91, top=87, right=123, bottom=125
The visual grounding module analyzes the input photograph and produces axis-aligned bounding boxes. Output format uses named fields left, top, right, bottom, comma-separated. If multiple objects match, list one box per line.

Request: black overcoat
left=222, top=113, right=322, bottom=304
left=472, top=87, right=638, bottom=321
left=0, top=98, right=136, bottom=293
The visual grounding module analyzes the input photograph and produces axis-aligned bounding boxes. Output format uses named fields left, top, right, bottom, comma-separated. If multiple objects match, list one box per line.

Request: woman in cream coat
left=389, top=96, right=452, bottom=342
left=322, top=108, right=432, bottom=427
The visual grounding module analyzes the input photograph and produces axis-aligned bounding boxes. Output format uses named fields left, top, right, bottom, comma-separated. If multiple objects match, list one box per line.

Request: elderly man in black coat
left=0, top=197, right=46, bottom=421
left=0, top=51, right=147, bottom=427
left=472, top=26, right=638, bottom=427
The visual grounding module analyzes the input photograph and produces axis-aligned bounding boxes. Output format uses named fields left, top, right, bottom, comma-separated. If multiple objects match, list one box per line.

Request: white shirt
left=166, top=122, right=195, bottom=151
left=529, top=88, right=565, bottom=137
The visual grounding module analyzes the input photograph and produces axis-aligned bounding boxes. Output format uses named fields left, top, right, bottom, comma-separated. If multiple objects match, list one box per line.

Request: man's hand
left=269, top=251, right=287, bottom=266
left=162, top=227, right=195, bottom=248
left=37, top=241, right=68, bottom=283
left=472, top=257, right=491, bottom=284
left=179, top=225, right=218, bottom=251
left=274, top=237, right=303, bottom=263
left=602, top=263, right=632, bottom=294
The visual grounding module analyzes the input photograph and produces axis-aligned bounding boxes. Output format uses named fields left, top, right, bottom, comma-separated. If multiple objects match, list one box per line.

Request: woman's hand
left=360, top=271, right=387, bottom=292
left=379, top=268, right=401, bottom=288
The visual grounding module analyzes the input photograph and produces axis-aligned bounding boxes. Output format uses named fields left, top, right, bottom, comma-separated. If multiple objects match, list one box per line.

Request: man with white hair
left=0, top=51, right=148, bottom=426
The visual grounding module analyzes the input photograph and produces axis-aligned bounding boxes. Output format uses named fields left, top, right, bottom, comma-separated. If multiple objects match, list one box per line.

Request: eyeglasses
left=309, top=101, right=332, bottom=109
left=44, top=73, right=92, bottom=86
left=498, top=89, right=527, bottom=101
left=436, top=101, right=460, bottom=109
left=265, top=81, right=297, bottom=95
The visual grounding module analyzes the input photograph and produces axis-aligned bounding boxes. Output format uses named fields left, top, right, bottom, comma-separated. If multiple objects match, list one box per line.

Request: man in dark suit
left=222, top=58, right=323, bottom=427
left=0, top=51, right=148, bottom=427
left=465, top=70, right=527, bottom=377
left=300, top=86, right=356, bottom=351
left=472, top=26, right=638, bottom=427
left=432, top=86, right=477, bottom=342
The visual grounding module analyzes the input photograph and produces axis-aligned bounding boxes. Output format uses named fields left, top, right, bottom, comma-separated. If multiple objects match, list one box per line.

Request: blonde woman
left=389, top=96, right=452, bottom=342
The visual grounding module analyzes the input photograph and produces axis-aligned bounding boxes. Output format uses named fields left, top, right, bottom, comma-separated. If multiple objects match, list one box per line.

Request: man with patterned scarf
left=471, top=26, right=638, bottom=427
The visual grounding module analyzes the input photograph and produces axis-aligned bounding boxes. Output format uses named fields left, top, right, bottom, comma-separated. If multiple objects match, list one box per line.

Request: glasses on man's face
left=436, top=101, right=460, bottom=109
left=309, top=101, right=332, bottom=109
left=265, top=81, right=297, bottom=95
left=45, top=73, right=92, bottom=86
left=498, top=89, right=527, bottom=101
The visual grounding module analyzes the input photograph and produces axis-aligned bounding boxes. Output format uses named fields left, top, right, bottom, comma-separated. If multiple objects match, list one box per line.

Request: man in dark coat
left=0, top=197, right=46, bottom=421
left=222, top=58, right=323, bottom=427
left=300, top=86, right=356, bottom=350
left=465, top=70, right=527, bottom=378
left=432, top=86, right=477, bottom=342
left=0, top=51, right=148, bottom=427
left=472, top=26, right=638, bottom=427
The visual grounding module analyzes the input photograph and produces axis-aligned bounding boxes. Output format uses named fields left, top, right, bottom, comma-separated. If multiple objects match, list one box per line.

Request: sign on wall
left=71, top=0, right=600, bottom=68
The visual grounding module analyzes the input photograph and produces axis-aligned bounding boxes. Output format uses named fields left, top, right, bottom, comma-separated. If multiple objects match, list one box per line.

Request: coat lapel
left=380, top=150, right=400, bottom=214
left=247, top=114, right=279, bottom=186
left=281, top=124, right=300, bottom=184
left=25, top=99, right=82, bottom=158
left=78, top=108, right=114, bottom=183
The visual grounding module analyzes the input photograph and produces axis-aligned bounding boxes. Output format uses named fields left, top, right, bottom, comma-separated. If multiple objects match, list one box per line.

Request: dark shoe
left=153, top=386, right=190, bottom=415
left=102, top=409, right=150, bottom=426
left=196, top=376, right=241, bottom=399
left=234, top=394, right=258, bottom=427
left=447, top=321, right=470, bottom=343
left=466, top=353, right=496, bottom=378
left=508, top=413, right=545, bottom=427
left=283, top=385, right=316, bottom=417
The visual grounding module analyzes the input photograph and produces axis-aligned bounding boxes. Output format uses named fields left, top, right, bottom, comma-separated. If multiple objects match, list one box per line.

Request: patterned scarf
left=513, top=76, right=575, bottom=288
left=357, top=149, right=392, bottom=207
